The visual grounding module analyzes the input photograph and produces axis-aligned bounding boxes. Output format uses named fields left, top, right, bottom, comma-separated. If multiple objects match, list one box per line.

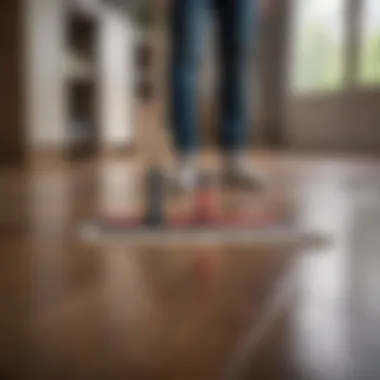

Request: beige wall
left=287, top=91, right=380, bottom=150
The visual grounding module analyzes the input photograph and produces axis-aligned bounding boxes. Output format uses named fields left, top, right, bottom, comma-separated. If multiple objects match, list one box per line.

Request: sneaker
left=221, top=156, right=267, bottom=191
left=168, top=169, right=198, bottom=193
left=168, top=154, right=199, bottom=193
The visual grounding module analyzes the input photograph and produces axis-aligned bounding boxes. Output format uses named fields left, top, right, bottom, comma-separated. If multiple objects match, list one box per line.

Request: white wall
left=98, top=10, right=135, bottom=148
left=25, top=0, right=67, bottom=149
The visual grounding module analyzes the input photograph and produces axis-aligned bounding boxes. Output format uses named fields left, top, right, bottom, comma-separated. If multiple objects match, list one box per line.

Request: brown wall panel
left=0, top=1, right=25, bottom=166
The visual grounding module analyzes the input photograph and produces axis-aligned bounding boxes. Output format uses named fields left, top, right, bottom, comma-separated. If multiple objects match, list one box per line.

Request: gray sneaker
left=168, top=168, right=198, bottom=194
left=168, top=169, right=216, bottom=195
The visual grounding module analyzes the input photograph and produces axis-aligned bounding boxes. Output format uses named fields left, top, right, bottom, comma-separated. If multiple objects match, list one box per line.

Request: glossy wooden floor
left=1, top=154, right=380, bottom=380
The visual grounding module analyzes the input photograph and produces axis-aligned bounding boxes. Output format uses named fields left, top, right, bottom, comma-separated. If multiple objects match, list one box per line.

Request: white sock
left=176, top=153, right=199, bottom=187
left=225, top=151, right=250, bottom=173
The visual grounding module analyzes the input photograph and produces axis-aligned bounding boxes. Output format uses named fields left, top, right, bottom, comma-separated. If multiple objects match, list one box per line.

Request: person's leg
left=169, top=0, right=210, bottom=188
left=217, top=0, right=263, bottom=187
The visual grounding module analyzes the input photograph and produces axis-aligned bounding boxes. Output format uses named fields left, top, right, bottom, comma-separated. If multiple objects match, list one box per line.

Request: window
left=290, top=0, right=345, bottom=94
left=359, top=0, right=380, bottom=86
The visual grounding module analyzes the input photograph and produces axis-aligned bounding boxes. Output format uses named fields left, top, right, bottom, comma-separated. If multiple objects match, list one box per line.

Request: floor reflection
left=288, top=163, right=380, bottom=380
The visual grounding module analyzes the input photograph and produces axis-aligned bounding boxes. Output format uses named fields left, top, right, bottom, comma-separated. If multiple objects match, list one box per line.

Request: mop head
left=80, top=210, right=330, bottom=251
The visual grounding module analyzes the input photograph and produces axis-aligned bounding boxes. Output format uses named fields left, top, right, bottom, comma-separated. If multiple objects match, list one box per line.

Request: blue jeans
left=169, top=0, right=259, bottom=154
